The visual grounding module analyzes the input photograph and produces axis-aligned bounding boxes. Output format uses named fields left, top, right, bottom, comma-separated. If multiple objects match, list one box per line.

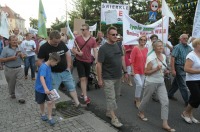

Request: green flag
left=38, top=0, right=47, bottom=38
left=66, top=22, right=75, bottom=40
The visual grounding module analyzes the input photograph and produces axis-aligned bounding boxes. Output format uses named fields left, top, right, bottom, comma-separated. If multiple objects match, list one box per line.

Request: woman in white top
left=138, top=40, right=175, bottom=132
left=181, top=38, right=200, bottom=124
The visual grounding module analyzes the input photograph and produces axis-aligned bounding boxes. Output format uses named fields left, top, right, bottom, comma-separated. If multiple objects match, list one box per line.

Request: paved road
left=72, top=69, right=200, bottom=132
left=0, top=70, right=118, bottom=132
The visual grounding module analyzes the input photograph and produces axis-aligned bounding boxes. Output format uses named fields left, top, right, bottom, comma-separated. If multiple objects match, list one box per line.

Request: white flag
left=0, top=11, right=9, bottom=39
left=89, top=23, right=97, bottom=31
left=161, top=0, right=175, bottom=24
left=192, top=0, right=200, bottom=38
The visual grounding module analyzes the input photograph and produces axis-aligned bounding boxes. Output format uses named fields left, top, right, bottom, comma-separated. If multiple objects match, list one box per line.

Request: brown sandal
left=162, top=127, right=176, bottom=132
left=137, top=113, right=148, bottom=121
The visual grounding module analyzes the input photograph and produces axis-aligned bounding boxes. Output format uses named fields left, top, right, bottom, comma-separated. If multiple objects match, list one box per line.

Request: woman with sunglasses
left=130, top=36, right=148, bottom=108
left=138, top=40, right=175, bottom=132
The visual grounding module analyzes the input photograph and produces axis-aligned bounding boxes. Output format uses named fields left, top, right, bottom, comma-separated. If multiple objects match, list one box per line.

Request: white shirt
left=145, top=41, right=152, bottom=48
left=146, top=54, right=167, bottom=83
left=186, top=51, right=200, bottom=81
left=21, top=40, right=36, bottom=56
left=188, top=42, right=194, bottom=50
left=164, top=41, right=173, bottom=56
left=16, top=35, right=23, bottom=42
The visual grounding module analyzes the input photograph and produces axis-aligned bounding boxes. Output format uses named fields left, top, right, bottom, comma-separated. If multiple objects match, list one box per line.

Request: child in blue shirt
left=35, top=52, right=60, bottom=126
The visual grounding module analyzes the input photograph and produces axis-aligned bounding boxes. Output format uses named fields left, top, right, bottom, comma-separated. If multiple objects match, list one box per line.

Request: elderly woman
left=181, top=38, right=200, bottom=124
left=130, top=36, right=148, bottom=108
left=138, top=40, right=175, bottom=132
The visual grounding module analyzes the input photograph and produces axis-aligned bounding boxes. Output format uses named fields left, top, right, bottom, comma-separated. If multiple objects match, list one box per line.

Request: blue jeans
left=168, top=65, right=189, bottom=103
left=51, top=70, right=75, bottom=92
left=24, top=55, right=35, bottom=78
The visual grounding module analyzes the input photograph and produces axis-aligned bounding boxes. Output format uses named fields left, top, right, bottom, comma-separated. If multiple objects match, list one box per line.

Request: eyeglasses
left=110, top=34, right=118, bottom=36
left=81, top=29, right=87, bottom=31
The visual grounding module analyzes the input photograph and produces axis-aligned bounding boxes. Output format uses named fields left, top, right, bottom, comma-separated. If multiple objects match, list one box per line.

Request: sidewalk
left=0, top=70, right=118, bottom=132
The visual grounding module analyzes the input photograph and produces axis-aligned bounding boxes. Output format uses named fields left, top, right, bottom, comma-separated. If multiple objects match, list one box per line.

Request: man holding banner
left=72, top=24, right=97, bottom=105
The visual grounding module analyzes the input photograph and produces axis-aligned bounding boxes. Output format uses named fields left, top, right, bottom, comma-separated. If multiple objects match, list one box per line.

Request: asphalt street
left=72, top=68, right=200, bottom=132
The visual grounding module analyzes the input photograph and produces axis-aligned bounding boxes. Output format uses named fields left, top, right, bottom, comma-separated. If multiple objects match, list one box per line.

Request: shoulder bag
left=157, top=56, right=171, bottom=91
left=73, top=37, right=91, bottom=67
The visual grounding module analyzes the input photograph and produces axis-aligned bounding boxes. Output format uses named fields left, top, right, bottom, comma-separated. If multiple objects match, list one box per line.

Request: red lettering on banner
left=155, top=29, right=166, bottom=34
left=119, top=11, right=123, bottom=16
left=140, top=32, right=146, bottom=35
left=126, top=30, right=139, bottom=37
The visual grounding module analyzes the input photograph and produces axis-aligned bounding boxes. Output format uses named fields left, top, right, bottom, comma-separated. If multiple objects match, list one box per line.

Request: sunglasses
left=110, top=34, right=118, bottom=36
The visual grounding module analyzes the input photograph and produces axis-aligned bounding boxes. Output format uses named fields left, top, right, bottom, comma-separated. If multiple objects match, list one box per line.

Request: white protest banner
left=0, top=11, right=9, bottom=39
left=101, top=3, right=129, bottom=24
left=123, top=14, right=169, bottom=45
left=29, top=27, right=38, bottom=35
left=105, top=10, right=118, bottom=25
left=89, top=23, right=97, bottom=31
left=192, top=0, right=200, bottom=38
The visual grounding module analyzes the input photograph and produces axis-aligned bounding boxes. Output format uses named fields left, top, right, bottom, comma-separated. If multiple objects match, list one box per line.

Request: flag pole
left=100, top=21, right=101, bottom=31
left=74, top=41, right=81, bottom=52
left=65, top=0, right=80, bottom=51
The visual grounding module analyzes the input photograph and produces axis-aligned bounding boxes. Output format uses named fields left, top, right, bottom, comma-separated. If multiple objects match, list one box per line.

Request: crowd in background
left=0, top=25, right=200, bottom=131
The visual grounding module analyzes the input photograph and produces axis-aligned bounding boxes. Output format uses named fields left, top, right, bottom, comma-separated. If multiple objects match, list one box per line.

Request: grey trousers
left=139, top=81, right=169, bottom=120
left=4, top=66, right=25, bottom=100
left=104, top=79, right=121, bottom=111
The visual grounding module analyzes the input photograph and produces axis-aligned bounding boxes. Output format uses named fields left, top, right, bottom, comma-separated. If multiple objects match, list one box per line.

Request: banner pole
left=100, top=21, right=101, bottom=31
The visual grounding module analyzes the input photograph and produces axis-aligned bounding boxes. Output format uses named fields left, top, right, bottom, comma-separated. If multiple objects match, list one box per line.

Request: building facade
left=0, top=5, right=26, bottom=34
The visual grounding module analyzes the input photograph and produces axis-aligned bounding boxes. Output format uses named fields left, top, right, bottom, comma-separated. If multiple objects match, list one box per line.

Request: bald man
left=13, top=28, right=23, bottom=45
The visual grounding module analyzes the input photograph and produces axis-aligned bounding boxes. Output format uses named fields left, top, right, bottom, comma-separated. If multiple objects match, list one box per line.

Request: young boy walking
left=35, top=52, right=60, bottom=126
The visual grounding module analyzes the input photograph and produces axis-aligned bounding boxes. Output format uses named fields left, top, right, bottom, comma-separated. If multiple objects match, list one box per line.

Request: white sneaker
left=191, top=117, right=200, bottom=123
left=111, top=118, right=123, bottom=128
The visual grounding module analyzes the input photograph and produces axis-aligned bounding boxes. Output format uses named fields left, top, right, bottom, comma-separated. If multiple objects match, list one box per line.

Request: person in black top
left=38, top=30, right=85, bottom=115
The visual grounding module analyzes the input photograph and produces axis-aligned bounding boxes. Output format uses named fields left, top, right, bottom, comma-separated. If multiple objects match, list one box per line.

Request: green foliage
left=63, top=0, right=197, bottom=45
left=29, top=17, right=38, bottom=29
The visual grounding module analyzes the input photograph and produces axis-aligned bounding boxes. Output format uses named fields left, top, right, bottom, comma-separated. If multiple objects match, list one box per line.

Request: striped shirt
left=171, top=43, right=192, bottom=65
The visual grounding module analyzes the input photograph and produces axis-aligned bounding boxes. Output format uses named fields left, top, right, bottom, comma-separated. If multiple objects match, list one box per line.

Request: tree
left=65, top=0, right=197, bottom=44
left=29, top=17, right=38, bottom=29
left=51, top=17, right=66, bottom=31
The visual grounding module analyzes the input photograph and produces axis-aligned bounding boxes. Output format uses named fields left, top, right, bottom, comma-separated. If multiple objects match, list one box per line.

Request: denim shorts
left=35, top=90, right=50, bottom=104
left=51, top=70, right=76, bottom=92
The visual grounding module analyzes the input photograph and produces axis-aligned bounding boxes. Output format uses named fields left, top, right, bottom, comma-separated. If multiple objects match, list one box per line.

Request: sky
left=0, top=0, right=74, bottom=28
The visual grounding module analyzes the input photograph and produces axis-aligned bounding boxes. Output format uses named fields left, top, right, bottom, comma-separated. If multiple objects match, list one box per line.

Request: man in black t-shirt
left=38, top=31, right=85, bottom=115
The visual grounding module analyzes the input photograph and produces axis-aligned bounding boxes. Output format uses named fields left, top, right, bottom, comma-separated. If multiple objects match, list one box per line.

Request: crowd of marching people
left=1, top=24, right=200, bottom=131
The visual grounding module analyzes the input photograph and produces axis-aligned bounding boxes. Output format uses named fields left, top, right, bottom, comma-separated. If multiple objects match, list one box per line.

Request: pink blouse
left=130, top=46, right=148, bottom=74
